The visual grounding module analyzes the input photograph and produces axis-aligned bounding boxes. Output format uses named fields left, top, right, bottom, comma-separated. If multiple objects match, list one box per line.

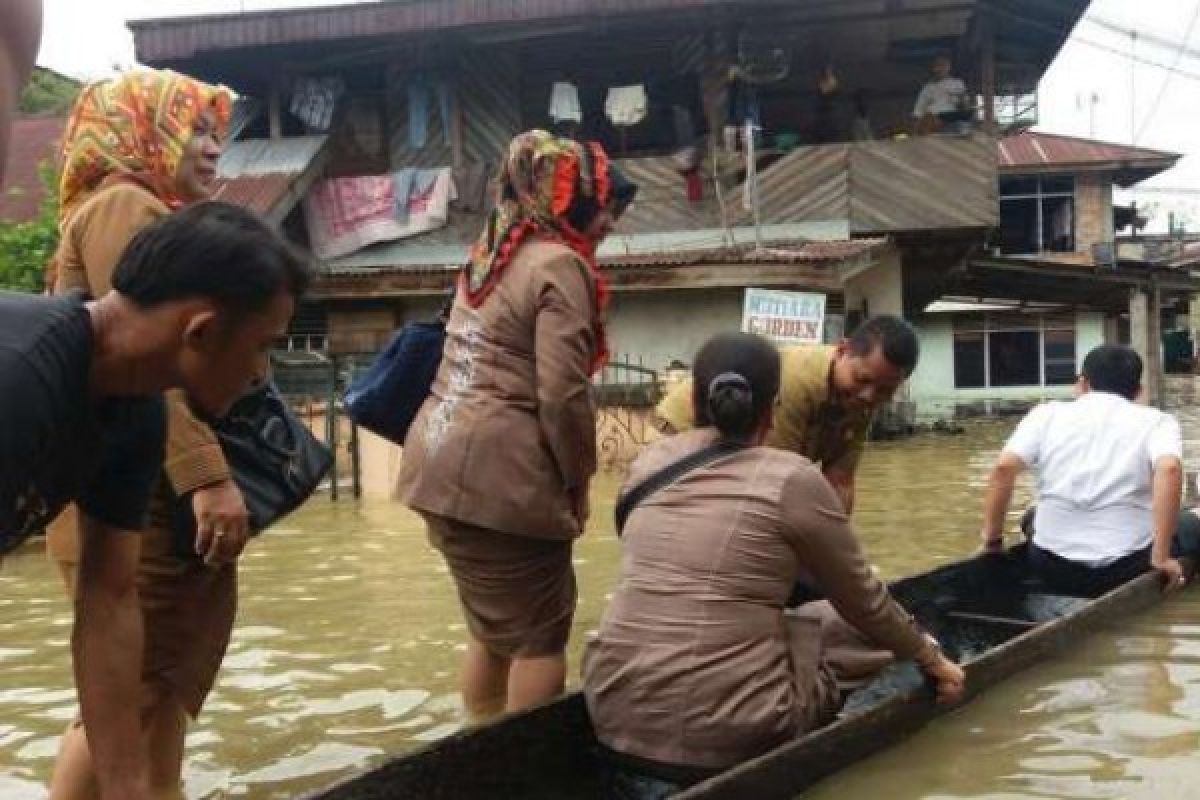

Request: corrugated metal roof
left=0, top=116, right=64, bottom=222
left=326, top=223, right=857, bottom=271
left=217, top=135, right=327, bottom=179
left=998, top=132, right=1179, bottom=173
left=211, top=135, right=327, bottom=218
left=211, top=174, right=295, bottom=215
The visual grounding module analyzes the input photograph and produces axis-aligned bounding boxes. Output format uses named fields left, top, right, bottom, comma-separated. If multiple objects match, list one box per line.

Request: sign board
left=742, top=289, right=827, bottom=345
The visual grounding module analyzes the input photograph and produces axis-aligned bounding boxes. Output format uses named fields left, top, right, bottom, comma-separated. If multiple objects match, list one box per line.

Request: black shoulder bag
left=614, top=441, right=747, bottom=536
left=171, top=381, right=333, bottom=556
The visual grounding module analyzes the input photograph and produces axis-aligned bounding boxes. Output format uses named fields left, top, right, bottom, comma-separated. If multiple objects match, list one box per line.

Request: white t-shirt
left=913, top=77, right=967, bottom=118
left=1004, top=392, right=1183, bottom=566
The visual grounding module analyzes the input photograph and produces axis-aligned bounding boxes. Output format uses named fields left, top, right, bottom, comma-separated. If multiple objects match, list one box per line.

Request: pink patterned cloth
left=304, top=167, right=456, bottom=260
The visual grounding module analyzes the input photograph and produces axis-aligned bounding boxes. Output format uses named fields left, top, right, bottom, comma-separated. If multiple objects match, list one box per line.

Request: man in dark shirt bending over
left=0, top=202, right=310, bottom=800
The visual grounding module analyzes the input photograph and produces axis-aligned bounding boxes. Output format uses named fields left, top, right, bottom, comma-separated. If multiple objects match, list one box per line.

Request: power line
left=1087, top=15, right=1200, bottom=63
left=1134, top=1, right=1200, bottom=143
left=986, top=5, right=1200, bottom=84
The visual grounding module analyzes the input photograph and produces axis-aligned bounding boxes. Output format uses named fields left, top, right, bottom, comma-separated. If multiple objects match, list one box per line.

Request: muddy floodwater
left=3, top=381, right=1200, bottom=798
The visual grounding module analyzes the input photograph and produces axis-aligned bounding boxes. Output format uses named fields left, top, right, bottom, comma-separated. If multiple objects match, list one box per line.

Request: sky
left=32, top=0, right=1200, bottom=222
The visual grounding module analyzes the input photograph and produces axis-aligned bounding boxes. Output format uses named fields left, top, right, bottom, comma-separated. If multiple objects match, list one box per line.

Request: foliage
left=18, top=67, right=81, bottom=116
left=0, top=161, right=59, bottom=292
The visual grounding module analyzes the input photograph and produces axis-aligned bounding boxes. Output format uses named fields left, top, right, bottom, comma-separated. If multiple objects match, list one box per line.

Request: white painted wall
left=907, top=311, right=1106, bottom=419
left=843, top=250, right=904, bottom=318
left=606, top=288, right=748, bottom=369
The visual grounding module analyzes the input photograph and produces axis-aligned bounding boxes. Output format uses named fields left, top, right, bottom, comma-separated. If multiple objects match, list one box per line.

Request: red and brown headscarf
left=463, top=130, right=634, bottom=373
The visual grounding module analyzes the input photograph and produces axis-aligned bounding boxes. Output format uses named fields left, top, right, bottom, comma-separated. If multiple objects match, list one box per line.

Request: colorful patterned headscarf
left=464, top=130, right=633, bottom=373
left=58, top=69, right=235, bottom=225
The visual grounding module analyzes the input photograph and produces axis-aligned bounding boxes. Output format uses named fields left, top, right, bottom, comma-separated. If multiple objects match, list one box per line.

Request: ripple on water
left=2, top=391, right=1200, bottom=797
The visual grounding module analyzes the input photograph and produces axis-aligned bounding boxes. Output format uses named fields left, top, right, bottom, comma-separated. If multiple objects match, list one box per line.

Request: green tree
left=18, top=68, right=81, bottom=115
left=0, top=161, right=59, bottom=292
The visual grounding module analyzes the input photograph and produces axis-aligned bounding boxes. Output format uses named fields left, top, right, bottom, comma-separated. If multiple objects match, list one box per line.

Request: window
left=952, top=314, right=1076, bottom=389
left=998, top=176, right=1075, bottom=255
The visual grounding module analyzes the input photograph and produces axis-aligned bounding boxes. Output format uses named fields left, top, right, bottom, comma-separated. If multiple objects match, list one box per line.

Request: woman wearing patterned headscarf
left=45, top=69, right=241, bottom=800
left=397, top=130, right=637, bottom=717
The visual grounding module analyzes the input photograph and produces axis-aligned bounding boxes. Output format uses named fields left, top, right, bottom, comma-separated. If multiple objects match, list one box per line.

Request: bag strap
left=615, top=440, right=747, bottom=536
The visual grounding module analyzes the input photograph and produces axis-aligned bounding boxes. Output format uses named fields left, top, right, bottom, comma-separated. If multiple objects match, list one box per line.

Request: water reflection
left=0, top=380, right=1197, bottom=797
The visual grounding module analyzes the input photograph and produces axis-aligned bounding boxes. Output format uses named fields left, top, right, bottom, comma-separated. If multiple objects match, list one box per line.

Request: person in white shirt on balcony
left=912, top=55, right=971, bottom=135
left=980, top=344, right=1199, bottom=596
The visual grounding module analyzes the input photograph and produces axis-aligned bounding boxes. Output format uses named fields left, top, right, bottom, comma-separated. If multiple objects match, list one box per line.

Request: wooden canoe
left=304, top=548, right=1175, bottom=800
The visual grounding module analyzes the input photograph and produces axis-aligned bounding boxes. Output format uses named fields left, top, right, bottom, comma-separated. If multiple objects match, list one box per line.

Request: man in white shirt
left=980, top=345, right=1196, bottom=596
left=912, top=56, right=970, bottom=135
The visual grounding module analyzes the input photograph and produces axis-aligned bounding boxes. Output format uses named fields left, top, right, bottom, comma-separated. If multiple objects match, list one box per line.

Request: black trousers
left=1021, top=507, right=1200, bottom=597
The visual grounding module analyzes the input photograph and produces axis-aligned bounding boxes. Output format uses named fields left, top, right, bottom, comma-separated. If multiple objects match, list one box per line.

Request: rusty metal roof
left=0, top=116, right=64, bottom=222
left=211, top=135, right=328, bottom=219
left=998, top=132, right=1179, bottom=186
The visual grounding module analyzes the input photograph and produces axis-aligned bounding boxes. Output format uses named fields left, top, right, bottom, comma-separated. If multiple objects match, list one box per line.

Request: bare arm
left=73, top=515, right=151, bottom=800
left=1151, top=455, right=1185, bottom=588
left=981, top=451, right=1026, bottom=551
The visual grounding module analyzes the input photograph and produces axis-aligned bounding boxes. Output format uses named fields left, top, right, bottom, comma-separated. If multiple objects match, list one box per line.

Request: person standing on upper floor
left=653, top=315, right=919, bottom=514
left=911, top=55, right=971, bottom=135
left=42, top=69, right=249, bottom=800
left=0, top=202, right=311, bottom=800
left=0, top=0, right=42, bottom=184
left=396, top=130, right=637, bottom=717
left=981, top=344, right=1200, bottom=597
left=584, top=332, right=964, bottom=798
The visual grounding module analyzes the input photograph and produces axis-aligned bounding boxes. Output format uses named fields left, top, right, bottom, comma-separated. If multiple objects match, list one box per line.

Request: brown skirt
left=425, top=514, right=576, bottom=659
left=46, top=505, right=237, bottom=719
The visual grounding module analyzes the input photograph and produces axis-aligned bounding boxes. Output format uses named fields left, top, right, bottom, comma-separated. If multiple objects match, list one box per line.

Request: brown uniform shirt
left=655, top=345, right=871, bottom=475
left=396, top=240, right=599, bottom=540
left=47, top=182, right=230, bottom=562
left=583, top=429, right=927, bottom=769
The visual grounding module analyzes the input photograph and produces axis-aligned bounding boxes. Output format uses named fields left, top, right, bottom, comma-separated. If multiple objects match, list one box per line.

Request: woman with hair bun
left=583, top=332, right=964, bottom=798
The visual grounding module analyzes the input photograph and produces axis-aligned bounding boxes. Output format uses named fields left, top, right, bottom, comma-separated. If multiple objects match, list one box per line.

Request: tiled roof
left=998, top=132, right=1179, bottom=173
left=0, top=116, right=65, bottom=222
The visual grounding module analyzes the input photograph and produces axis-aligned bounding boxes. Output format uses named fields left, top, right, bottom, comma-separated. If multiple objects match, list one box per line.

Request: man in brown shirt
left=654, top=315, right=919, bottom=512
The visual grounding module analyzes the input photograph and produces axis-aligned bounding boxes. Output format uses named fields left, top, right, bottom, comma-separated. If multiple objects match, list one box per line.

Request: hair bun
left=707, top=372, right=755, bottom=437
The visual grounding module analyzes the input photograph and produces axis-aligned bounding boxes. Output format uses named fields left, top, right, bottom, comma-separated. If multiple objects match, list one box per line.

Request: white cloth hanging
left=605, top=85, right=648, bottom=127
left=549, top=81, right=582, bottom=123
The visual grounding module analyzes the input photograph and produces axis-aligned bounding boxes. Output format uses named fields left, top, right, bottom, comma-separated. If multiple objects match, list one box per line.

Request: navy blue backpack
left=344, top=317, right=447, bottom=446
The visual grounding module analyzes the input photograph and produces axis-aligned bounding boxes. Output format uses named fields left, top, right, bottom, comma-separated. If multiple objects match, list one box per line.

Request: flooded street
left=1, top=381, right=1200, bottom=798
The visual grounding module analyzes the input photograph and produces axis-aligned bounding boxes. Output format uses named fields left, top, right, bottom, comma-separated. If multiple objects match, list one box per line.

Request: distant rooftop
left=998, top=131, right=1180, bottom=187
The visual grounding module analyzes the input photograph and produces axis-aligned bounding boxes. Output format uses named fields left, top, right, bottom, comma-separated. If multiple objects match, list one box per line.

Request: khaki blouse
left=583, top=429, right=930, bottom=769
left=397, top=240, right=599, bottom=540
left=47, top=182, right=230, bottom=560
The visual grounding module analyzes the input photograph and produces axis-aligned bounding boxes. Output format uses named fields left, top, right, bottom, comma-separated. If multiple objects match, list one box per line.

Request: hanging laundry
left=407, top=76, right=453, bottom=149
left=408, top=77, right=431, bottom=149
left=685, top=169, right=704, bottom=204
left=605, top=85, right=648, bottom=127
left=304, top=167, right=458, bottom=260
left=549, top=81, right=582, bottom=124
left=289, top=76, right=345, bottom=132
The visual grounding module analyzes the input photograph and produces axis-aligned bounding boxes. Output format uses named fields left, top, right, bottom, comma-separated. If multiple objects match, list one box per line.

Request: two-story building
left=906, top=131, right=1194, bottom=417
left=126, top=0, right=1198, bottom=419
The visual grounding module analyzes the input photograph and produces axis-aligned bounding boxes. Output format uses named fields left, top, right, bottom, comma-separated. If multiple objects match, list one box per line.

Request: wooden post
left=980, top=12, right=997, bottom=132
left=268, top=80, right=284, bottom=141
left=1130, top=285, right=1163, bottom=407
left=449, top=77, right=465, bottom=171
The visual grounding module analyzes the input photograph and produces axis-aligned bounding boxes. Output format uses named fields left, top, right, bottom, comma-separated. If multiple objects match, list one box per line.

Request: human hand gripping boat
left=302, top=544, right=1191, bottom=800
